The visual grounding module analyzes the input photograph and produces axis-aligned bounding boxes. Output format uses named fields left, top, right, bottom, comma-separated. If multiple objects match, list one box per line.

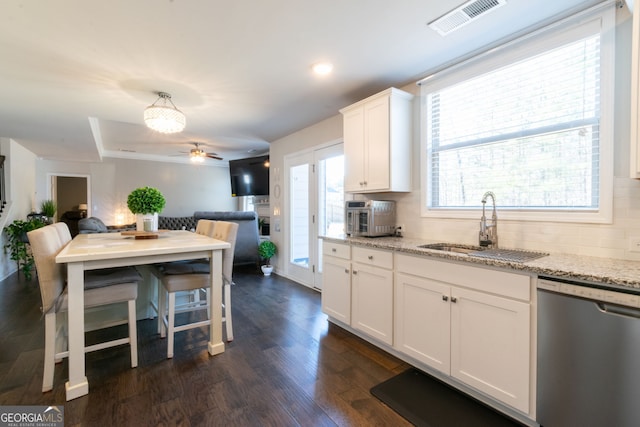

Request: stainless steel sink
left=418, top=243, right=487, bottom=254
left=418, top=243, right=548, bottom=263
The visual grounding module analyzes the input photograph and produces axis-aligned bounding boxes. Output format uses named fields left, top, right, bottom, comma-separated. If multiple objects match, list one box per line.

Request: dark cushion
left=84, top=267, right=142, bottom=289
left=194, top=211, right=260, bottom=265
left=158, top=216, right=199, bottom=231
left=158, top=261, right=210, bottom=275
left=78, top=217, right=108, bottom=233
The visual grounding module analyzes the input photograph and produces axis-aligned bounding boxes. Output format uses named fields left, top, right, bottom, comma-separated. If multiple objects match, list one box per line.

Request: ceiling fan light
left=144, top=92, right=186, bottom=134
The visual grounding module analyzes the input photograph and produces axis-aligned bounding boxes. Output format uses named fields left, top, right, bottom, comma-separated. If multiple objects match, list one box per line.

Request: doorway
left=49, top=174, right=90, bottom=235
left=284, top=143, right=344, bottom=289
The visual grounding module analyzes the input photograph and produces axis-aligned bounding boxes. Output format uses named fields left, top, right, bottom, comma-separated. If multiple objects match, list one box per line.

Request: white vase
left=136, top=213, right=158, bottom=232
left=261, top=265, right=273, bottom=276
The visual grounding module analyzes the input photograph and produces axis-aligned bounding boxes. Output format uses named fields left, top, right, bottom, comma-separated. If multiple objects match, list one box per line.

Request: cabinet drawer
left=323, top=241, right=350, bottom=260
left=352, top=246, right=393, bottom=269
left=396, top=253, right=530, bottom=301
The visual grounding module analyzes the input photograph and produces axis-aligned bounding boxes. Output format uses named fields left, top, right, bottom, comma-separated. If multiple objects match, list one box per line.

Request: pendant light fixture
left=144, top=92, right=186, bottom=134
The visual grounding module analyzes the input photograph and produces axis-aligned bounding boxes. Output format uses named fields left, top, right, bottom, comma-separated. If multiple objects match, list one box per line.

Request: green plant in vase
left=40, top=199, right=56, bottom=223
left=4, top=218, right=46, bottom=280
left=127, top=186, right=166, bottom=232
left=257, top=240, right=277, bottom=276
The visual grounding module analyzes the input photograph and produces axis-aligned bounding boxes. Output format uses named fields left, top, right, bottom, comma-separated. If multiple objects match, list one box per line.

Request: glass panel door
left=285, top=143, right=344, bottom=289
left=285, top=151, right=314, bottom=286
left=314, top=145, right=344, bottom=288
left=290, top=163, right=310, bottom=269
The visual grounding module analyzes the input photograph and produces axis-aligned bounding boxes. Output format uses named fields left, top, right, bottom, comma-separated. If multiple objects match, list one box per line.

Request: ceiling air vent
left=428, top=0, right=507, bottom=36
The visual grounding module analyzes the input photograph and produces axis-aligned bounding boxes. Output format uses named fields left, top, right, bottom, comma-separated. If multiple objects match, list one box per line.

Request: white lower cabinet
left=351, top=246, right=394, bottom=345
left=321, top=243, right=533, bottom=415
left=395, top=272, right=451, bottom=372
left=321, top=242, right=351, bottom=324
left=450, top=286, right=530, bottom=413
left=351, top=262, right=394, bottom=345
left=394, top=254, right=531, bottom=414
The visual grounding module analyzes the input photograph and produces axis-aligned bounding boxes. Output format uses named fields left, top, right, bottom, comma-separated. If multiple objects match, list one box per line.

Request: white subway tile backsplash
left=395, top=175, right=640, bottom=260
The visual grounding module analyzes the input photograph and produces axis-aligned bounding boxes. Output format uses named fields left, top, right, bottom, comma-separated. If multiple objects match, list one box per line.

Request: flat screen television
left=229, top=155, right=269, bottom=197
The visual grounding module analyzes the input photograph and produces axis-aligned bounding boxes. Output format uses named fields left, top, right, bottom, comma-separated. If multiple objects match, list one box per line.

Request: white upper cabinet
left=340, top=88, right=413, bottom=193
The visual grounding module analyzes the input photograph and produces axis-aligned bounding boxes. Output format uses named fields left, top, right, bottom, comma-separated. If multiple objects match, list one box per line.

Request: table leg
left=208, top=249, right=225, bottom=355
left=65, top=262, right=89, bottom=400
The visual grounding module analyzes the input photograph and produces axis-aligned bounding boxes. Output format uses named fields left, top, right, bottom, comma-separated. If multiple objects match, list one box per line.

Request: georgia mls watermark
left=0, top=406, right=63, bottom=427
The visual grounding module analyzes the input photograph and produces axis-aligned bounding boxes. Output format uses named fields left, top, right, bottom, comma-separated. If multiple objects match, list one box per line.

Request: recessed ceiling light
left=312, top=62, right=333, bottom=76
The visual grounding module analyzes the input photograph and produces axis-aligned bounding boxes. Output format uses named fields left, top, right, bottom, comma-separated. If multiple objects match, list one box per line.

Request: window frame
left=419, top=6, right=615, bottom=224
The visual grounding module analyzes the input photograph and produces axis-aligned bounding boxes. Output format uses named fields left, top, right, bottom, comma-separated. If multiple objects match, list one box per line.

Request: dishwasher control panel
left=538, top=279, right=640, bottom=308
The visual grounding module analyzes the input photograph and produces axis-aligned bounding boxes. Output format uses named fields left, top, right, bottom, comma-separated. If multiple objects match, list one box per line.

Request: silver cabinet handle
left=451, top=297, right=458, bottom=303
left=368, top=255, right=373, bottom=260
left=352, top=270, right=358, bottom=275
left=332, top=248, right=337, bottom=252
left=442, top=295, right=449, bottom=301
left=344, top=268, right=349, bottom=274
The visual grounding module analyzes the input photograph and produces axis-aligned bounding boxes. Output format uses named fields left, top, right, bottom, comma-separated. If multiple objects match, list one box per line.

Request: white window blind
left=421, top=6, right=614, bottom=223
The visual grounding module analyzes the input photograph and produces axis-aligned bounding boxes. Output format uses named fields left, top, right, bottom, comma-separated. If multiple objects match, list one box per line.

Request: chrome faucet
left=479, top=191, right=498, bottom=248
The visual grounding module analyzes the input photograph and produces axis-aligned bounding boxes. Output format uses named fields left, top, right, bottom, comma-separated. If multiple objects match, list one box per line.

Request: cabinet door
left=450, top=287, right=530, bottom=413
left=321, top=256, right=351, bottom=324
left=343, top=106, right=365, bottom=192
left=363, top=95, right=390, bottom=191
left=395, top=273, right=451, bottom=373
left=351, top=263, right=393, bottom=345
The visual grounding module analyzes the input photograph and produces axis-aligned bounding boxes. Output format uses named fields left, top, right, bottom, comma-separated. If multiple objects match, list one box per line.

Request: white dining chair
left=52, top=222, right=72, bottom=244
left=155, top=220, right=238, bottom=358
left=149, top=220, right=217, bottom=331
left=28, top=223, right=141, bottom=393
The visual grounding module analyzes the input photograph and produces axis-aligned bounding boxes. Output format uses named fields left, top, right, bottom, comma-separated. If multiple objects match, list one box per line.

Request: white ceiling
left=0, top=0, right=606, bottom=164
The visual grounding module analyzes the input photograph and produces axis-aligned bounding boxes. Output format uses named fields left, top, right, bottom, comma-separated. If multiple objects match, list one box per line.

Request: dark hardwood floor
left=0, top=265, right=412, bottom=426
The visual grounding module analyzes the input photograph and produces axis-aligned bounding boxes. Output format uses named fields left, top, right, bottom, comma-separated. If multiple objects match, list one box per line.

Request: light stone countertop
left=322, top=235, right=640, bottom=292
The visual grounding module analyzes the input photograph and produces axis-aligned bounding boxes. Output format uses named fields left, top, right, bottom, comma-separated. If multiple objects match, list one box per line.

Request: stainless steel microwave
left=345, top=200, right=396, bottom=237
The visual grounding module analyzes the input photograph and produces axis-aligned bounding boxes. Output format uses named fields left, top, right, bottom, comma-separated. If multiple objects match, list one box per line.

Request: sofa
left=158, top=211, right=261, bottom=266
left=157, top=216, right=198, bottom=231
left=77, top=217, right=135, bottom=234
left=193, top=211, right=260, bottom=266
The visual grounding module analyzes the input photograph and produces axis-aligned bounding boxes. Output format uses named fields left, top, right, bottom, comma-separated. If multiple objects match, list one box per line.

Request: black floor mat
left=370, top=368, right=524, bottom=427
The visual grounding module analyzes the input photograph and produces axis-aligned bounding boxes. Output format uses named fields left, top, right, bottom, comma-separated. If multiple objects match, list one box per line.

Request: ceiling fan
left=179, top=142, right=223, bottom=162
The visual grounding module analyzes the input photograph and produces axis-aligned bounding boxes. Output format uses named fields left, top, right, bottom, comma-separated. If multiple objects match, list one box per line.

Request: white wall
left=0, top=138, right=38, bottom=279
left=270, top=7, right=640, bottom=262
left=35, top=157, right=235, bottom=225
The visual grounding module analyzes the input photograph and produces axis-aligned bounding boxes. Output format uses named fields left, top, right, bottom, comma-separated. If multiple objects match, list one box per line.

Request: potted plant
left=4, top=217, right=46, bottom=280
left=40, top=199, right=56, bottom=224
left=257, top=240, right=277, bottom=276
left=126, top=186, right=166, bottom=232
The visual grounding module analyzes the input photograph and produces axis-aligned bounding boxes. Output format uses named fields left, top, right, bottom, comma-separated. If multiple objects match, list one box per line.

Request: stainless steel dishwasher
left=537, top=277, right=640, bottom=427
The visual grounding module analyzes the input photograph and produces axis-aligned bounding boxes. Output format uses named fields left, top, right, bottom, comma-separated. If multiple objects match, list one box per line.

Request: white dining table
left=55, top=230, right=230, bottom=401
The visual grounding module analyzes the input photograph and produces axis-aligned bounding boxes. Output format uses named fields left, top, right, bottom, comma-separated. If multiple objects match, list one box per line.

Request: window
left=421, top=7, right=614, bottom=223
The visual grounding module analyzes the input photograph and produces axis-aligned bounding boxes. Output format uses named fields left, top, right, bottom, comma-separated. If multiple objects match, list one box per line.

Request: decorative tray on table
left=120, top=230, right=169, bottom=239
